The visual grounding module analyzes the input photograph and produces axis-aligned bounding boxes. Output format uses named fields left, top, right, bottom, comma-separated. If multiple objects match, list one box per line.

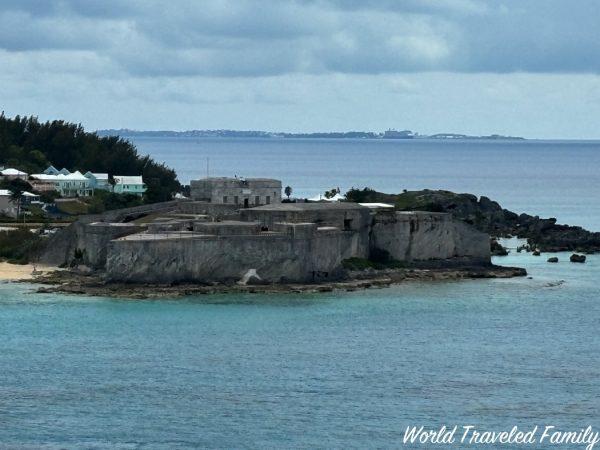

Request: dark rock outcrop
left=490, top=239, right=508, bottom=256
left=547, top=257, right=559, bottom=263
left=570, top=254, right=586, bottom=263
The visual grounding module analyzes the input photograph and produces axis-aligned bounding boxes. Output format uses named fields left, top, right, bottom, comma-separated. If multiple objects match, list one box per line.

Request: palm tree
left=6, top=178, right=29, bottom=220
left=9, top=188, right=22, bottom=220
left=284, top=186, right=292, bottom=199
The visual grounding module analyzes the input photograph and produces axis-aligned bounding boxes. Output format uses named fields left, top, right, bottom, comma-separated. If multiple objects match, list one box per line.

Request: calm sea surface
left=1, top=138, right=600, bottom=448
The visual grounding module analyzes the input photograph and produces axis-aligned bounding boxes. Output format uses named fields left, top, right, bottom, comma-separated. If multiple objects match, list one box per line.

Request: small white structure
left=113, top=176, right=146, bottom=196
left=0, top=168, right=28, bottom=181
left=358, top=203, right=394, bottom=209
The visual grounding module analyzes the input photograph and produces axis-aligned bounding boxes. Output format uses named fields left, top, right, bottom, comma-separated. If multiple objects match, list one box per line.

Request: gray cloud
left=0, top=0, right=599, bottom=77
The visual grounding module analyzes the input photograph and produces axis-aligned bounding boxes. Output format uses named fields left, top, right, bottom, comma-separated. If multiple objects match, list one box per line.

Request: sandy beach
left=0, top=262, right=56, bottom=281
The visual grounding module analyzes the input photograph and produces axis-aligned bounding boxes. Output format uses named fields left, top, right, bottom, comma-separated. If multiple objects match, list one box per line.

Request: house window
left=223, top=196, right=228, bottom=203
left=266, top=196, right=271, bottom=204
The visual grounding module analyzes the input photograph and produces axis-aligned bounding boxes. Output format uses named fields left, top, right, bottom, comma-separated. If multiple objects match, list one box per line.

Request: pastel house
left=113, top=175, right=146, bottom=196
left=30, top=171, right=92, bottom=197
left=43, top=165, right=60, bottom=175
left=84, top=172, right=111, bottom=191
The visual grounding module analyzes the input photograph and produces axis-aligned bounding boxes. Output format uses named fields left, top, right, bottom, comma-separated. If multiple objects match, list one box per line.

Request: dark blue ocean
left=1, top=138, right=599, bottom=448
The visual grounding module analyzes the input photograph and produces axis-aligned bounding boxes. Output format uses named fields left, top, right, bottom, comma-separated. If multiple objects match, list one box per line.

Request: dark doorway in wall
left=244, top=198, right=249, bottom=208
left=344, top=219, right=352, bottom=230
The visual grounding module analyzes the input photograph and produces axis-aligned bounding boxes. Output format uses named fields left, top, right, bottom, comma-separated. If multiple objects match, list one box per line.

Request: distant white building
left=113, top=176, right=146, bottom=196
left=0, top=168, right=28, bottom=181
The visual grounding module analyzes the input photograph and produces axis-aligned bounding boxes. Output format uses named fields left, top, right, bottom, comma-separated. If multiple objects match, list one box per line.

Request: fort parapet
left=41, top=196, right=492, bottom=285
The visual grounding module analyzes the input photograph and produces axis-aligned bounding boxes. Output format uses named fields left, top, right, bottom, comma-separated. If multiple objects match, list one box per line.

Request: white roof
left=0, top=189, right=37, bottom=197
left=1, top=168, right=27, bottom=176
left=63, top=170, right=87, bottom=181
left=114, top=175, right=144, bottom=184
left=31, top=171, right=88, bottom=182
left=359, top=203, right=394, bottom=209
left=87, top=172, right=109, bottom=180
left=31, top=174, right=57, bottom=181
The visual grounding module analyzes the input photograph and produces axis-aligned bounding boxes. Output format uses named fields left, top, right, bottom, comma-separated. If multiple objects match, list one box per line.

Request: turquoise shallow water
left=1, top=249, right=599, bottom=448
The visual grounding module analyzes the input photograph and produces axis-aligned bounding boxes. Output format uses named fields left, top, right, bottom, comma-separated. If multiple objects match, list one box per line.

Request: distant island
left=96, top=128, right=525, bottom=140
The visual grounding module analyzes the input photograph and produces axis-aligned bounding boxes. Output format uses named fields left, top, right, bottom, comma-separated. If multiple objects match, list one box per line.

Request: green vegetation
left=345, top=187, right=461, bottom=212
left=324, top=187, right=341, bottom=199
left=0, top=114, right=181, bottom=202
left=54, top=199, right=90, bottom=216
left=0, top=229, right=46, bottom=264
left=86, top=191, right=143, bottom=214
left=345, top=187, right=398, bottom=204
left=54, top=191, right=144, bottom=215
left=284, top=185, right=292, bottom=199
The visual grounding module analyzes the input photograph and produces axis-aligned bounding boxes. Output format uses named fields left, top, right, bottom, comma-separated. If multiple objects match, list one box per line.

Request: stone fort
left=42, top=177, right=491, bottom=285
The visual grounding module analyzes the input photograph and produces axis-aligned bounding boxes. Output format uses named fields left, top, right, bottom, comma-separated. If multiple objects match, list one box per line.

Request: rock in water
left=547, top=257, right=559, bottom=263
left=490, top=239, right=509, bottom=256
left=570, top=253, right=586, bottom=263
left=532, top=249, right=541, bottom=256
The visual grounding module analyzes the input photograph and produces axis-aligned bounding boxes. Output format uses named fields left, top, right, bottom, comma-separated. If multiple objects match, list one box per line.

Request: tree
left=284, top=185, right=292, bottom=199
left=4, top=178, right=31, bottom=220
left=0, top=114, right=181, bottom=204
left=324, top=187, right=340, bottom=199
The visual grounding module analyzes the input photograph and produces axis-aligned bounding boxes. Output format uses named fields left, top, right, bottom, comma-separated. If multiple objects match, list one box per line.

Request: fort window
left=244, top=198, right=249, bottom=208
left=234, top=196, right=239, bottom=204
left=223, top=196, right=228, bottom=203
left=344, top=218, right=353, bottom=230
left=255, top=196, right=260, bottom=205
left=266, top=196, right=271, bottom=204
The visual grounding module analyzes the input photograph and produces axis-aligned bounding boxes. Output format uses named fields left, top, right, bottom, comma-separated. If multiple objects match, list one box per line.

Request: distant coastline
left=96, top=128, right=525, bottom=141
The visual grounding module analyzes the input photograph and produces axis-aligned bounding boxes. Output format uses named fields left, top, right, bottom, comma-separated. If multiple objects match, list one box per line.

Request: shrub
left=0, top=229, right=46, bottom=264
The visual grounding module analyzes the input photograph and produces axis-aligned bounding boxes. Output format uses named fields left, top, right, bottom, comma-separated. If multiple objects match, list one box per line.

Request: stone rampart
left=106, top=226, right=367, bottom=284
left=370, top=211, right=490, bottom=264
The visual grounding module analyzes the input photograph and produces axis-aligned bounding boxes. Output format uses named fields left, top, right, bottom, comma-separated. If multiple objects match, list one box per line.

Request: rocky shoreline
left=29, top=265, right=527, bottom=299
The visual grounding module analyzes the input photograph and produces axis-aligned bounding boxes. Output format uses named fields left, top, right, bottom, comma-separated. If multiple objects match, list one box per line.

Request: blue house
left=113, top=176, right=146, bottom=197
left=84, top=172, right=111, bottom=191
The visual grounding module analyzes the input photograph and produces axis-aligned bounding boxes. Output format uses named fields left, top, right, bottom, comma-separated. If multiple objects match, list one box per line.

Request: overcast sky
left=1, top=0, right=600, bottom=138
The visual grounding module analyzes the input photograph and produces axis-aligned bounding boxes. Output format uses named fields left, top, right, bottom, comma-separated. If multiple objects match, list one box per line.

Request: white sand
left=0, top=262, right=55, bottom=281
